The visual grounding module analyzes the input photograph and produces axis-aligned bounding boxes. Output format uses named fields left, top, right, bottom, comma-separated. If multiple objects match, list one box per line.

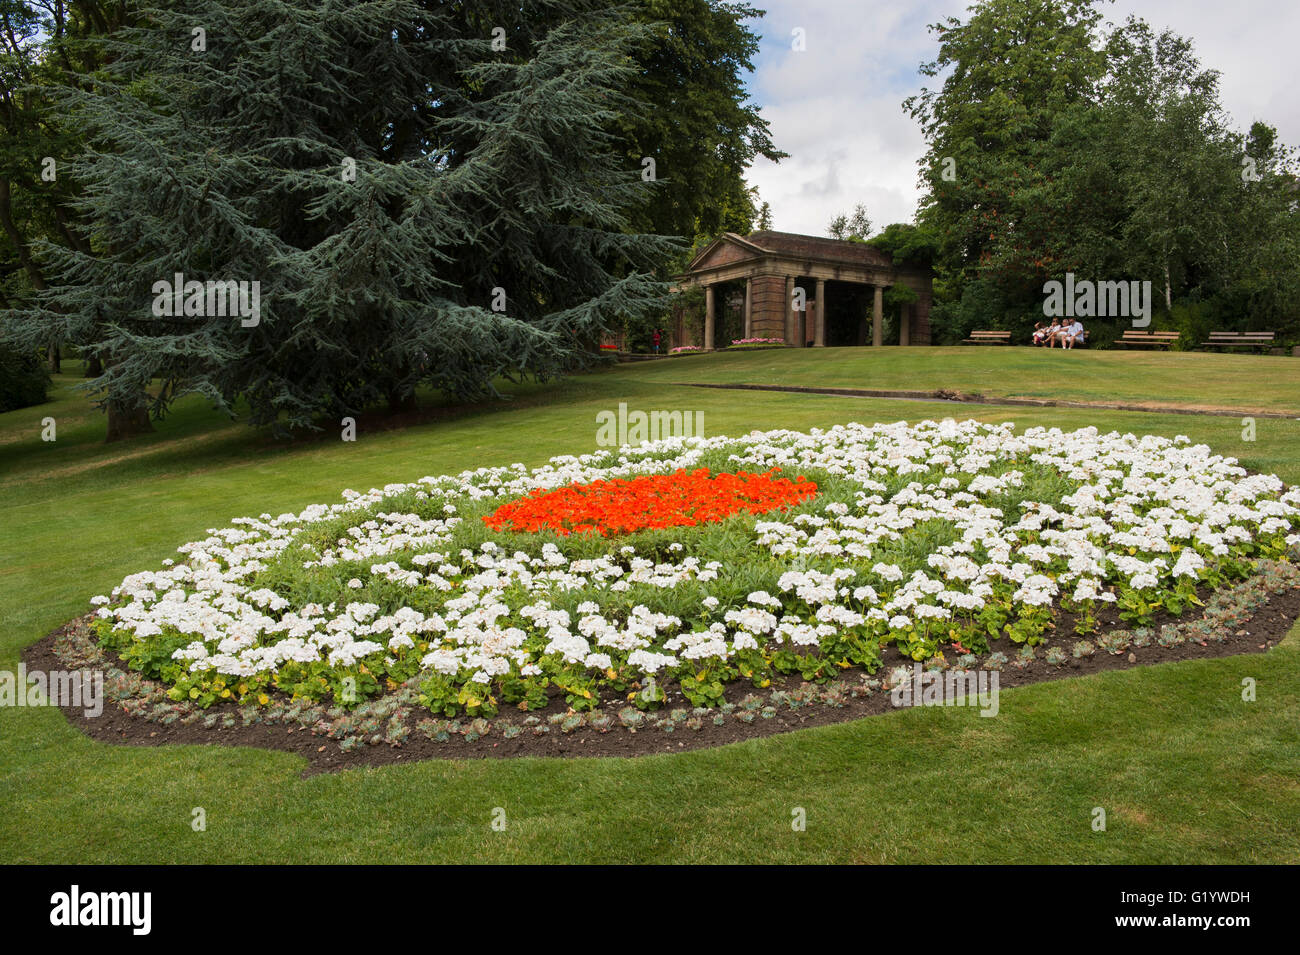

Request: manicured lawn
left=2, top=350, right=1298, bottom=863
left=629, top=346, right=1300, bottom=415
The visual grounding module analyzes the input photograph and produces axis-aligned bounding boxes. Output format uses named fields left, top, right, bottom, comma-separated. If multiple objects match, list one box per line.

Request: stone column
left=899, top=303, right=910, bottom=347
left=815, top=278, right=826, bottom=346
left=914, top=289, right=932, bottom=345
left=704, top=285, right=715, bottom=350
left=743, top=277, right=753, bottom=340
left=872, top=284, right=884, bottom=347
left=785, top=275, right=796, bottom=344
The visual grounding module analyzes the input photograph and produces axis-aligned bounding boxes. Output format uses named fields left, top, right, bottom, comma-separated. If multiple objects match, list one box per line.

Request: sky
left=742, top=0, right=1300, bottom=236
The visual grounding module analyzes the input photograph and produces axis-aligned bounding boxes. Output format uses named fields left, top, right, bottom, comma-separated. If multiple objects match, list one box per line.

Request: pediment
left=687, top=233, right=769, bottom=271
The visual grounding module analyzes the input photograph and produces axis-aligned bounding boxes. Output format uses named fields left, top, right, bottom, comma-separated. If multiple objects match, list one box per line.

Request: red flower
left=482, top=469, right=817, bottom=537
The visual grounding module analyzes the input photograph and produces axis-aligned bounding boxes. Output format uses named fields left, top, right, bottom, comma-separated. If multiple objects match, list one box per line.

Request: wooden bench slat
left=963, top=330, right=1012, bottom=345
left=1203, top=330, right=1276, bottom=350
left=1118, top=330, right=1179, bottom=348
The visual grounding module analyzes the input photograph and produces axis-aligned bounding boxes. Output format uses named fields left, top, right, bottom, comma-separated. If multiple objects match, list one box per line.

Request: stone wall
left=912, top=289, right=933, bottom=345
left=746, top=274, right=788, bottom=342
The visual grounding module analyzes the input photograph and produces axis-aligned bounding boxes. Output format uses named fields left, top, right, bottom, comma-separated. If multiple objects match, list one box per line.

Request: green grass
left=631, top=345, right=1300, bottom=414
left=2, top=350, right=1299, bottom=863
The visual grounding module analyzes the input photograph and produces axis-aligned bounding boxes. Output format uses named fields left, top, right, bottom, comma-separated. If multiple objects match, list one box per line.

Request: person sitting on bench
left=1032, top=322, right=1050, bottom=346
left=1058, top=319, right=1085, bottom=349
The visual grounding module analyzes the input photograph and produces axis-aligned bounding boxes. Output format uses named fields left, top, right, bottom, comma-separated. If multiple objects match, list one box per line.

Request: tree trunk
left=48, top=340, right=61, bottom=374
left=105, top=400, right=153, bottom=442
left=84, top=354, right=103, bottom=377
left=0, top=178, right=48, bottom=292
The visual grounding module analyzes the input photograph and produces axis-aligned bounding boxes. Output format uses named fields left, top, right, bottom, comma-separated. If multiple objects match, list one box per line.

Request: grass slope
left=2, top=352, right=1298, bottom=863
left=629, top=346, right=1300, bottom=415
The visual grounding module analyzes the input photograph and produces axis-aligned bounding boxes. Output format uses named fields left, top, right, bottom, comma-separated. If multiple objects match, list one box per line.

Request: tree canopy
left=905, top=0, right=1300, bottom=343
left=827, top=203, right=872, bottom=242
left=2, top=0, right=780, bottom=435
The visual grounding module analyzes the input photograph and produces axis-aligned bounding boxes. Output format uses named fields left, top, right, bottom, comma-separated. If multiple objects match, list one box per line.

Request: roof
left=685, top=230, right=896, bottom=273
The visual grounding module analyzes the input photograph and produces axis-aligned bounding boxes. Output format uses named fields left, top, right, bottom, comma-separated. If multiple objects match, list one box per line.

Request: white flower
left=872, top=563, right=904, bottom=582
left=628, top=649, right=677, bottom=673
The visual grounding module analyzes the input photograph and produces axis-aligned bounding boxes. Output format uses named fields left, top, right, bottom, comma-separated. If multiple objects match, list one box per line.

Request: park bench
left=1202, top=331, right=1276, bottom=352
left=1117, top=330, right=1180, bottom=349
left=963, top=330, right=1012, bottom=345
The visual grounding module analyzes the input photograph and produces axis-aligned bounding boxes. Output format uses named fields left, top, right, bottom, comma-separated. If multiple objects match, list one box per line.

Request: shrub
left=0, top=343, right=50, bottom=412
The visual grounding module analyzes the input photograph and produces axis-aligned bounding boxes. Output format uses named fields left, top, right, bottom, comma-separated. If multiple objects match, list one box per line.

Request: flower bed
left=38, top=561, right=1300, bottom=768
left=483, top=469, right=817, bottom=536
left=87, top=421, right=1300, bottom=722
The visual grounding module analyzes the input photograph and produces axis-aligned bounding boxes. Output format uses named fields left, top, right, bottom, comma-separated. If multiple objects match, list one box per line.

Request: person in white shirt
left=1062, top=320, right=1085, bottom=349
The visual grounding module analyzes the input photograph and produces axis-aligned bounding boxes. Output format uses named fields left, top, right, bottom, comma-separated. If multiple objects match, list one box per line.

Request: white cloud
left=743, top=0, right=1300, bottom=236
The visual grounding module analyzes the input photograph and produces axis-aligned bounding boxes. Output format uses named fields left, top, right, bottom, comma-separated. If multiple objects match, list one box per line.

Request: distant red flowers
left=482, top=468, right=818, bottom=537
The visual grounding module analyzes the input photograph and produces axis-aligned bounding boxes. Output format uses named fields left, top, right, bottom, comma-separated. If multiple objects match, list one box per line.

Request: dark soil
left=23, top=584, right=1300, bottom=776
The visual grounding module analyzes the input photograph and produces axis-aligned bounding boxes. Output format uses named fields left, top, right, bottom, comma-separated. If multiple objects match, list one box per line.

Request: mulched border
left=22, top=578, right=1300, bottom=777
